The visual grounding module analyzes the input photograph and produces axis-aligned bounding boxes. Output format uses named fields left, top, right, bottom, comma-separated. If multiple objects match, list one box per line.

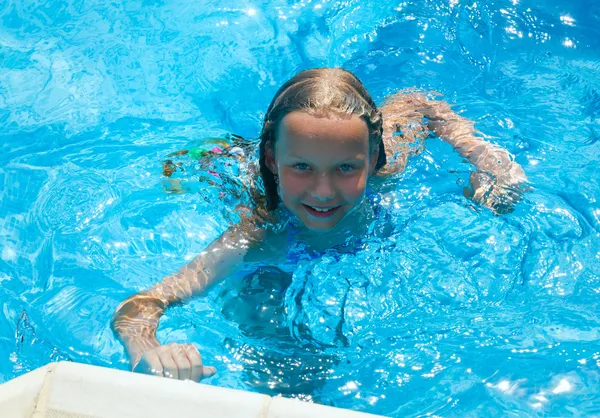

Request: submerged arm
left=416, top=96, right=527, bottom=214
left=112, top=217, right=264, bottom=375
left=377, top=92, right=431, bottom=177
left=419, top=99, right=526, bottom=182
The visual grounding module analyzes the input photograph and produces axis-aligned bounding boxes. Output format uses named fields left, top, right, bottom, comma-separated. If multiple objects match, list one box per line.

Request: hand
left=133, top=343, right=217, bottom=382
left=465, top=171, right=527, bottom=215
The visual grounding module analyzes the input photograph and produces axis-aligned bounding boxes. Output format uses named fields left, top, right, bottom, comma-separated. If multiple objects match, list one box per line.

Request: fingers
left=183, top=344, right=217, bottom=381
left=135, top=349, right=163, bottom=377
left=203, top=365, right=217, bottom=379
left=135, top=343, right=216, bottom=382
left=183, top=344, right=203, bottom=382
left=158, top=346, right=179, bottom=380
left=171, top=344, right=192, bottom=381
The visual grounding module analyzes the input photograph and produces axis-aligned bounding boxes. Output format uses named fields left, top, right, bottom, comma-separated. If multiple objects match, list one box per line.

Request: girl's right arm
left=112, top=218, right=264, bottom=381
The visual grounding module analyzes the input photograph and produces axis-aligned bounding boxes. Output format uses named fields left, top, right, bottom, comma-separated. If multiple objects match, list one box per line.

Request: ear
left=265, top=140, right=277, bottom=174
left=368, top=144, right=380, bottom=175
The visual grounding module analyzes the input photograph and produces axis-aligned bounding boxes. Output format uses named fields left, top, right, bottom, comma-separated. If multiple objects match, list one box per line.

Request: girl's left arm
left=416, top=97, right=527, bottom=214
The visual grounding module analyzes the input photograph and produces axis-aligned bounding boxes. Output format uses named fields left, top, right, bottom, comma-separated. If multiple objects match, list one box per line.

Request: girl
left=112, top=68, right=526, bottom=382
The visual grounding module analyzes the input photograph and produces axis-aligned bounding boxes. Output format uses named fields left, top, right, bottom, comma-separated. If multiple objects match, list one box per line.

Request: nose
left=311, top=173, right=335, bottom=202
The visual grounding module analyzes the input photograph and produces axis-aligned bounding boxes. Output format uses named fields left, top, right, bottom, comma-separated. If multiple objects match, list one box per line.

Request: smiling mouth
left=302, top=204, right=341, bottom=218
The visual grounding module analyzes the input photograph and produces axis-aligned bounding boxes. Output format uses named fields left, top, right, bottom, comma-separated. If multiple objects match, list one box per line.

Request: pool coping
left=0, top=361, right=386, bottom=418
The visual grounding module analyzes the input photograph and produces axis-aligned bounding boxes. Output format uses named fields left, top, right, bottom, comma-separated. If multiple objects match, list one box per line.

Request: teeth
left=312, top=206, right=332, bottom=212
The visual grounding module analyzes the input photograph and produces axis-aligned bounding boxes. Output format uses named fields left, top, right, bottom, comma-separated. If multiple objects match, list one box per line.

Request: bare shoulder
left=228, top=203, right=291, bottom=264
left=377, top=89, right=434, bottom=177
left=219, top=204, right=270, bottom=250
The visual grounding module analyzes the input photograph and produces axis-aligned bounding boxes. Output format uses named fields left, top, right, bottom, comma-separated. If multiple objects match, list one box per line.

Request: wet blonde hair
left=259, top=68, right=386, bottom=211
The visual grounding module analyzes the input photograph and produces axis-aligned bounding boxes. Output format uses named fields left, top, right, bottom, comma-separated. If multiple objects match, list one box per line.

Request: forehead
left=276, top=111, right=369, bottom=154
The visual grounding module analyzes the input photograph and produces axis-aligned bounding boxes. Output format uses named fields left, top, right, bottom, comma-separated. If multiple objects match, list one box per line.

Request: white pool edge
left=0, top=361, right=386, bottom=418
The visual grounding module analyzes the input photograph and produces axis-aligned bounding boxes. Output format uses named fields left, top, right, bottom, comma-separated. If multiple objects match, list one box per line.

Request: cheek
left=339, top=172, right=368, bottom=199
left=279, top=172, right=307, bottom=197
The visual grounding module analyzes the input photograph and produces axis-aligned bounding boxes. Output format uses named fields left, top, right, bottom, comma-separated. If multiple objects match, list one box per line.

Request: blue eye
left=339, top=164, right=355, bottom=172
left=294, top=163, right=310, bottom=171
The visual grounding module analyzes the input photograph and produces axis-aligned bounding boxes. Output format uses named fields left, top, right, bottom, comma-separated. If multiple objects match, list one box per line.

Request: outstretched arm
left=112, top=217, right=264, bottom=380
left=418, top=99, right=526, bottom=181
left=414, top=95, right=527, bottom=214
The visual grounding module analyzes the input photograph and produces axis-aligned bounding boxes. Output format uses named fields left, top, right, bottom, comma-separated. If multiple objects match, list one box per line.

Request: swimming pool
left=1, top=0, right=599, bottom=415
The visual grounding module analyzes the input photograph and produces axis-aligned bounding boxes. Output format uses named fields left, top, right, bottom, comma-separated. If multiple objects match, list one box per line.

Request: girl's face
left=266, top=111, right=378, bottom=231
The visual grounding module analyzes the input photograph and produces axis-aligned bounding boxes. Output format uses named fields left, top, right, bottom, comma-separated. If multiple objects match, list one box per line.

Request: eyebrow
left=286, top=154, right=367, bottom=163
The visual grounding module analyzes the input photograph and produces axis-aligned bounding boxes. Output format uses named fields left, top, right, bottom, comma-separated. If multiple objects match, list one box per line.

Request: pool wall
left=0, top=361, right=385, bottom=418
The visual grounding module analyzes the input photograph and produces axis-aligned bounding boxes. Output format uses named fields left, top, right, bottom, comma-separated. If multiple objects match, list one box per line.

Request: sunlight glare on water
left=1, top=0, right=600, bottom=416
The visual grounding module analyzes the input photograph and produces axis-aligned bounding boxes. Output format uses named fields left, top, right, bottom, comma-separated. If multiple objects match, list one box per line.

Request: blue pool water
left=1, top=0, right=600, bottom=415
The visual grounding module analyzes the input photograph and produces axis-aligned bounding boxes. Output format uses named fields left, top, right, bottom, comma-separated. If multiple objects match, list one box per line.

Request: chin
left=299, top=213, right=343, bottom=231
left=303, top=221, right=337, bottom=231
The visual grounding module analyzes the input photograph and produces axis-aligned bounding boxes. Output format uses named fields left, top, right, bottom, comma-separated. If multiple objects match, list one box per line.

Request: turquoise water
left=1, top=0, right=600, bottom=416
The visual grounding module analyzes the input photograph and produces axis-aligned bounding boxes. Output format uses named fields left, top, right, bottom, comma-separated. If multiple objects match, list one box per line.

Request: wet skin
left=265, top=111, right=379, bottom=231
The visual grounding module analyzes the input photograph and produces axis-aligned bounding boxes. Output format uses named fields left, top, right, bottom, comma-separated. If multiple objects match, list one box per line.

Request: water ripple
left=1, top=0, right=600, bottom=416
left=34, top=165, right=118, bottom=234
